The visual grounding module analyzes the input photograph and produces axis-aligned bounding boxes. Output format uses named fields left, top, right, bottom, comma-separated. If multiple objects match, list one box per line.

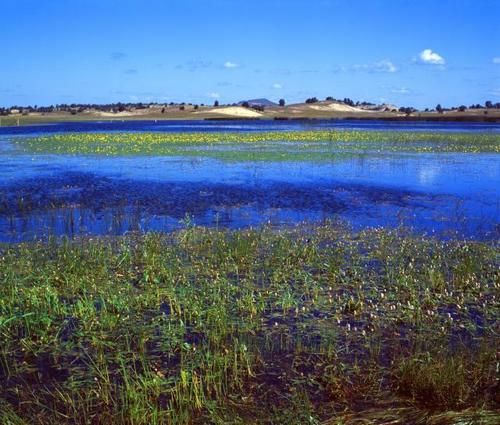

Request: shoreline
left=1, top=114, right=500, bottom=128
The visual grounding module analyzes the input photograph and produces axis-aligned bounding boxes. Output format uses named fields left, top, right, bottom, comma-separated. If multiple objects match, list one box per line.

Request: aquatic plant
left=0, top=224, right=498, bottom=423
left=14, top=130, right=500, bottom=160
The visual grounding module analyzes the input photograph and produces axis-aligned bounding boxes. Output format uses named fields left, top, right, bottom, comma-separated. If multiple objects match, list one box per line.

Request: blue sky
left=0, top=0, right=498, bottom=108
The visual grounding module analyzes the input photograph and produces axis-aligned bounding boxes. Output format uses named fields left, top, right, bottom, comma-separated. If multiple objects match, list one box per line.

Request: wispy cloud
left=111, top=51, right=126, bottom=61
left=493, top=57, right=500, bottom=64
left=417, top=49, right=445, bottom=65
left=123, top=69, right=138, bottom=75
left=272, top=83, right=283, bottom=89
left=391, top=87, right=410, bottom=94
left=334, top=60, right=398, bottom=73
left=224, top=61, right=239, bottom=69
left=207, top=92, right=220, bottom=99
left=370, top=60, right=397, bottom=73
left=176, top=60, right=212, bottom=72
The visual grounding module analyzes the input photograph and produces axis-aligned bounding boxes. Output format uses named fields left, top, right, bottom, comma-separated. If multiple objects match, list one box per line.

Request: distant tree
left=179, top=105, right=185, bottom=111
left=241, top=101, right=250, bottom=108
left=398, top=106, right=415, bottom=115
left=458, top=105, right=466, bottom=112
left=325, top=96, right=334, bottom=101
left=193, top=104, right=199, bottom=110
left=343, top=98, right=355, bottom=107
left=214, top=100, right=219, bottom=107
left=161, top=107, right=165, bottom=113
left=436, top=104, right=443, bottom=113
left=485, top=100, right=493, bottom=108
left=279, top=99, right=285, bottom=107
left=305, top=97, right=318, bottom=104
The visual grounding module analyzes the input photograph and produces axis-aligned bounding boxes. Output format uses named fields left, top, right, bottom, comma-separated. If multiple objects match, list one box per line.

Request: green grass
left=0, top=223, right=498, bottom=424
left=13, top=130, right=500, bottom=161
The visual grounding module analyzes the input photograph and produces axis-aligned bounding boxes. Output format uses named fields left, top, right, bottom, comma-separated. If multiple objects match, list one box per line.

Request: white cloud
left=207, top=92, right=220, bottom=99
left=493, top=57, right=500, bottom=64
left=224, top=61, right=239, bottom=69
left=419, top=49, right=445, bottom=65
left=272, top=83, right=283, bottom=89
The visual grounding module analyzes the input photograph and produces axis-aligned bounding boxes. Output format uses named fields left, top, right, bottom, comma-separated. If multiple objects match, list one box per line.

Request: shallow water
left=0, top=120, right=499, bottom=242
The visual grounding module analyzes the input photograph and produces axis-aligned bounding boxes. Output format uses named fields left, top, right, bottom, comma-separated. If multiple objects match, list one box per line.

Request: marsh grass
left=15, top=130, right=500, bottom=159
left=0, top=224, right=498, bottom=424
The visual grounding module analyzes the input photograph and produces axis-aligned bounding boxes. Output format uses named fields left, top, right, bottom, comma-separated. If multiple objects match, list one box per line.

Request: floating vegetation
left=0, top=224, right=498, bottom=424
left=15, top=130, right=500, bottom=159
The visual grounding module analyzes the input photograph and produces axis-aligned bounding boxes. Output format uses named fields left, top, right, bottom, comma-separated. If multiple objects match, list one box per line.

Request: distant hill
left=238, top=98, right=278, bottom=107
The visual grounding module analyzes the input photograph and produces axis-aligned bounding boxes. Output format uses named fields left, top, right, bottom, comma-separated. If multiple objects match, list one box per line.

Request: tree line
left=1, top=99, right=499, bottom=116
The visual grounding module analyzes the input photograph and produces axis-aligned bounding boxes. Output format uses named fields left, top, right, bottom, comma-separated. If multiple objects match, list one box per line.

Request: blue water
left=0, top=120, right=499, bottom=242
left=1, top=119, right=499, bottom=136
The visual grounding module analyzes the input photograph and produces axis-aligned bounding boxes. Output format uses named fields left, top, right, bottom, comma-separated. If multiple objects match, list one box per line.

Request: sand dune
left=307, top=103, right=374, bottom=113
left=203, top=107, right=264, bottom=117
left=97, top=111, right=139, bottom=117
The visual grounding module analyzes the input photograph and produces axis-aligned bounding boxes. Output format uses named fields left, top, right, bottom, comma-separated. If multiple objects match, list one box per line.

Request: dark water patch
left=1, top=171, right=485, bottom=242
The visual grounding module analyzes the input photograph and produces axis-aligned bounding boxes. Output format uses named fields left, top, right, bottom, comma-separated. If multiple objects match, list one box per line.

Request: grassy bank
left=0, top=224, right=498, bottom=424
left=1, top=107, right=500, bottom=127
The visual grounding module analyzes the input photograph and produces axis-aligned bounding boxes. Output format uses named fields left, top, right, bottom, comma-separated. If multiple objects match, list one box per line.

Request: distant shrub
left=279, top=99, right=285, bottom=107
left=214, top=100, right=219, bottom=107
left=399, top=106, right=415, bottom=115
left=305, top=97, right=318, bottom=104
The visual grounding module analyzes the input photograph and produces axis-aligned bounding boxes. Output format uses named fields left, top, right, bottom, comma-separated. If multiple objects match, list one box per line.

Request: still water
left=1, top=120, right=498, bottom=242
